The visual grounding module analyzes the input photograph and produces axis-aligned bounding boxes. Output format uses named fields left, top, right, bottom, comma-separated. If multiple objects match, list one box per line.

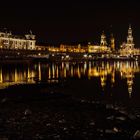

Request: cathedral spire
left=100, top=31, right=107, bottom=46
left=127, top=24, right=134, bottom=49
left=129, top=24, right=131, bottom=29
left=110, top=33, right=115, bottom=51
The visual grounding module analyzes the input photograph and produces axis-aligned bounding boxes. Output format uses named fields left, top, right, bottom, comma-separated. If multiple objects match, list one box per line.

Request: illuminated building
left=36, top=45, right=46, bottom=50
left=60, top=44, right=86, bottom=53
left=100, top=31, right=107, bottom=46
left=48, top=44, right=87, bottom=53
left=120, top=25, right=136, bottom=56
left=110, top=34, right=115, bottom=51
left=48, top=46, right=60, bottom=52
left=88, top=45, right=101, bottom=53
left=126, top=25, right=134, bottom=49
left=60, top=44, right=67, bottom=52
left=120, top=24, right=134, bottom=49
left=88, top=32, right=110, bottom=53
left=0, top=30, right=36, bottom=50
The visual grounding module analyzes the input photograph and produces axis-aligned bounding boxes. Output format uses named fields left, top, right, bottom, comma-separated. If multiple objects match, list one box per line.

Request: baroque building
left=110, top=34, right=115, bottom=51
left=88, top=32, right=110, bottom=53
left=126, top=25, right=134, bottom=49
left=120, top=25, right=136, bottom=56
left=100, top=31, right=107, bottom=46
left=0, top=30, right=36, bottom=50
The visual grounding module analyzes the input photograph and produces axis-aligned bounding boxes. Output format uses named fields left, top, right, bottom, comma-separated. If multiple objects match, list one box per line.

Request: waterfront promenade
left=0, top=48, right=139, bottom=62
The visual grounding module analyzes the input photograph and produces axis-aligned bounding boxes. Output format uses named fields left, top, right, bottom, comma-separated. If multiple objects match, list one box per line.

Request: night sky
left=0, top=0, right=140, bottom=47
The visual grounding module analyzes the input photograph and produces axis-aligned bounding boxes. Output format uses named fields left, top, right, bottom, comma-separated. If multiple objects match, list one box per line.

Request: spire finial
left=30, top=30, right=32, bottom=35
left=129, top=24, right=131, bottom=29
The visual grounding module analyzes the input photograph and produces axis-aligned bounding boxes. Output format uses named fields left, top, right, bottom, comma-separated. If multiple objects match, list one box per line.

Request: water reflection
left=0, top=61, right=139, bottom=98
left=0, top=64, right=36, bottom=89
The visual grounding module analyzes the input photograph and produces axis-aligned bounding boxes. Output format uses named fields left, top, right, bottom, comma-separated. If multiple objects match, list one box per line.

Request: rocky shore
left=0, top=83, right=139, bottom=140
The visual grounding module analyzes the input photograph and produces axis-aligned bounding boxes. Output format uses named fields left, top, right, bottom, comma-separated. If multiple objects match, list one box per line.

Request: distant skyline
left=0, top=0, right=140, bottom=47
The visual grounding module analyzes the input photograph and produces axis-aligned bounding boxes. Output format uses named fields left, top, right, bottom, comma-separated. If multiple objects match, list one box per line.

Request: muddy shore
left=0, top=83, right=139, bottom=140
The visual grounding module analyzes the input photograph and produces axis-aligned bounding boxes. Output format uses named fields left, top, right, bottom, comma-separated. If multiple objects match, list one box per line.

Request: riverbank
left=0, top=83, right=139, bottom=140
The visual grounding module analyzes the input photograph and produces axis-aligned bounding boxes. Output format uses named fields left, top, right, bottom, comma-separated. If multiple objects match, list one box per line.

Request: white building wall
left=0, top=32, right=36, bottom=50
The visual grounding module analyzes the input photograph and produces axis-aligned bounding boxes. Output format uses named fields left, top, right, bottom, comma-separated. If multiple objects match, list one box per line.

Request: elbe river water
left=0, top=60, right=140, bottom=107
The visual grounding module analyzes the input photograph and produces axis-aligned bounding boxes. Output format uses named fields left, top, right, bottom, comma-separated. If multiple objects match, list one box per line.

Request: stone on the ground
left=133, top=130, right=140, bottom=139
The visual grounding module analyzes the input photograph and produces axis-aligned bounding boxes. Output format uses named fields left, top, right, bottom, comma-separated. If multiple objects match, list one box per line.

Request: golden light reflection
left=71, top=65, right=73, bottom=77
left=27, top=67, right=35, bottom=83
left=0, top=65, right=37, bottom=89
left=15, top=68, right=18, bottom=82
left=0, top=68, right=2, bottom=83
left=56, top=65, right=59, bottom=79
left=52, top=64, right=55, bottom=78
left=77, top=65, right=81, bottom=78
left=46, top=61, right=139, bottom=97
left=64, top=66, right=67, bottom=78
left=111, top=71, right=115, bottom=86
left=0, top=61, right=139, bottom=98
left=101, top=75, right=106, bottom=89
left=38, top=62, right=41, bottom=81
left=48, top=67, right=51, bottom=79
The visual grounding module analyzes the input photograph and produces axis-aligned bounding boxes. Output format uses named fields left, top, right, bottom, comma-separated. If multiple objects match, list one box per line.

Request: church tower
left=100, top=32, right=107, bottom=46
left=110, top=34, right=115, bottom=51
left=126, top=24, right=134, bottom=49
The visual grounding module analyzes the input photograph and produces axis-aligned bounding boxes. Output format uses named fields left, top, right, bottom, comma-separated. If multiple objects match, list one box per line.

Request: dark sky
left=0, top=0, right=140, bottom=47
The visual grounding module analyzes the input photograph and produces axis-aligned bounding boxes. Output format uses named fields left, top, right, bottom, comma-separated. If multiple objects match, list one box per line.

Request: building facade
left=88, top=32, right=110, bottom=53
left=126, top=25, right=134, bottom=49
left=0, top=31, right=36, bottom=50
left=119, top=25, right=139, bottom=56
left=100, top=32, right=107, bottom=46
